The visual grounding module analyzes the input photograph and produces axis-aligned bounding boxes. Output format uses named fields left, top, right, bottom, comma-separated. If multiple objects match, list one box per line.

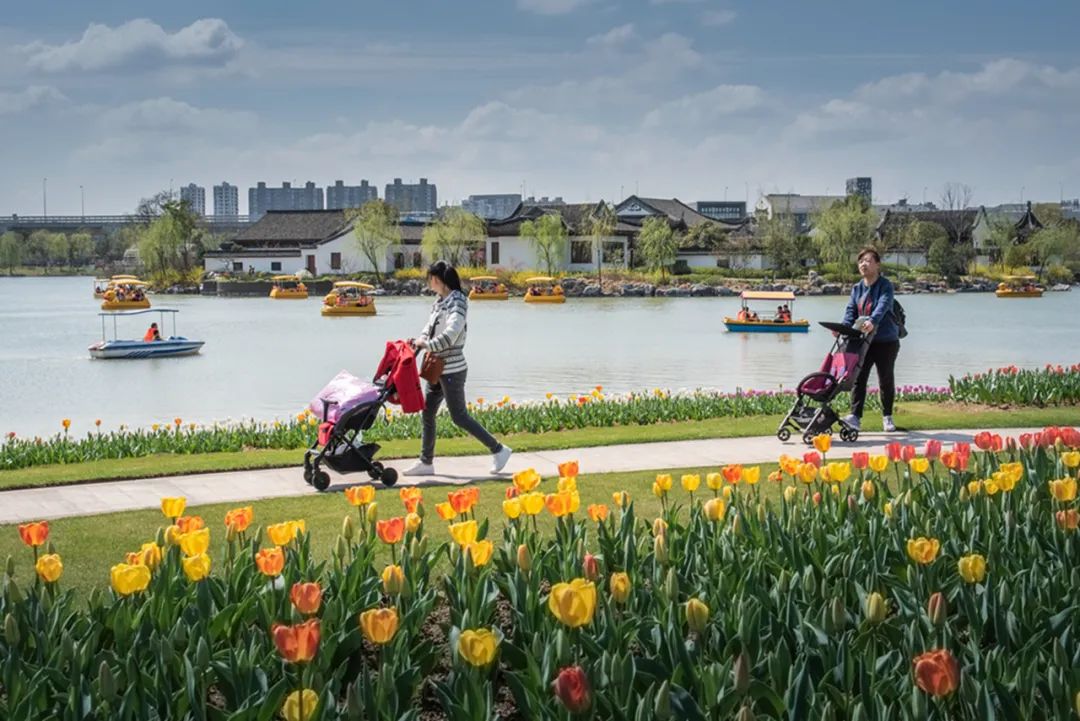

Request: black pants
left=419, top=370, right=502, bottom=464
left=851, top=340, right=900, bottom=418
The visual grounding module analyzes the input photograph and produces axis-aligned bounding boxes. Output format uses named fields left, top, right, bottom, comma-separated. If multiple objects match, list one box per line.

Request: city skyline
left=2, top=1, right=1079, bottom=215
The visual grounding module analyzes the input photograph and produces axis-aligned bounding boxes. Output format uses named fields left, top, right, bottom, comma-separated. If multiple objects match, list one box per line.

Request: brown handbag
left=419, top=352, right=444, bottom=385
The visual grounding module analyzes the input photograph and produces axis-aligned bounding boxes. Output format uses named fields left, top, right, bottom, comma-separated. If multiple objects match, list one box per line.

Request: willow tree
left=0, top=232, right=22, bottom=274
left=585, top=203, right=617, bottom=285
left=813, top=195, right=876, bottom=265
left=421, top=207, right=485, bottom=267
left=520, top=212, right=567, bottom=276
left=350, top=200, right=400, bottom=282
left=637, top=216, right=679, bottom=281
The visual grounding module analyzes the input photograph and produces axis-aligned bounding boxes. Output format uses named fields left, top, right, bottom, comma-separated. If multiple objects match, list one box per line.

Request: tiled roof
left=232, top=210, right=350, bottom=246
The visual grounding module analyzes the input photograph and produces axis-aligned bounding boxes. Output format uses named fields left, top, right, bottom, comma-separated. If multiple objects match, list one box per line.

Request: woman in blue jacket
left=842, top=247, right=900, bottom=432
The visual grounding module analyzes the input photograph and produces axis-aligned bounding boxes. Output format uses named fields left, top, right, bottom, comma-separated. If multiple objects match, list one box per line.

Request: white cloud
left=20, top=18, right=243, bottom=73
left=587, top=24, right=636, bottom=48
left=516, top=0, right=592, bottom=15
left=642, top=84, right=765, bottom=128
left=701, top=10, right=738, bottom=27
left=98, top=97, right=256, bottom=134
left=0, top=85, right=66, bottom=115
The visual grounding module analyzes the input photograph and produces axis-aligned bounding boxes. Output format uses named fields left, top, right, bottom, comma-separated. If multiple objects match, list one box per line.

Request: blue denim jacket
left=842, top=276, right=899, bottom=342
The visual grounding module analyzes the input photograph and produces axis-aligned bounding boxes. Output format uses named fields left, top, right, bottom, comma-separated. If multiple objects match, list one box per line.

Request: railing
left=3, top=214, right=251, bottom=226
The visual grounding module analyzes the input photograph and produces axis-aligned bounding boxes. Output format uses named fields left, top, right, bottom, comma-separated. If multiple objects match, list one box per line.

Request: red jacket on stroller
left=375, top=340, right=425, bottom=413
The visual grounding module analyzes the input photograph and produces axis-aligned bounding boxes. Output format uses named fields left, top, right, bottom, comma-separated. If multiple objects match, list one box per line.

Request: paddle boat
left=468, top=275, right=509, bottom=301
left=523, top=276, right=565, bottom=304
left=92, top=278, right=111, bottom=299
left=995, top=275, right=1043, bottom=298
left=89, top=308, right=204, bottom=359
left=270, top=275, right=309, bottom=299
left=723, top=290, right=810, bottom=333
left=321, top=281, right=377, bottom=316
left=100, top=279, right=151, bottom=310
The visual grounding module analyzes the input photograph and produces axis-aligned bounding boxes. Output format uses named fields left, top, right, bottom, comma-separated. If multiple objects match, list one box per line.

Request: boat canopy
left=741, top=290, right=795, bottom=301
left=98, top=308, right=180, bottom=317
left=113, top=280, right=149, bottom=287
left=471, top=275, right=499, bottom=281
left=525, top=276, right=557, bottom=283
left=1002, top=275, right=1037, bottom=281
left=110, top=275, right=139, bottom=281
left=333, top=281, right=374, bottom=290
left=272, top=274, right=301, bottom=281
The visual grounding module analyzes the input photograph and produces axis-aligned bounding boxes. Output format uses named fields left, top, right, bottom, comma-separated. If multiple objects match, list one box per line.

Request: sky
left=2, top=0, right=1079, bottom=215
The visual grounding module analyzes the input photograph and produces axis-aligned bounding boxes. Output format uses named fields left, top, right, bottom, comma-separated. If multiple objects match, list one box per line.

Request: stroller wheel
left=312, top=470, right=331, bottom=492
left=802, top=432, right=815, bottom=446
left=368, top=461, right=385, bottom=480
left=840, top=428, right=859, bottom=443
left=380, top=467, right=399, bottom=487
left=776, top=428, right=791, bottom=442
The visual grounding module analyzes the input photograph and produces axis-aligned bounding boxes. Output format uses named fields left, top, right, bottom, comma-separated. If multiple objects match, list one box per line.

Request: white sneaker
left=402, top=460, right=434, bottom=476
left=843, top=414, right=861, bottom=431
left=882, top=416, right=897, bottom=433
left=491, top=445, right=513, bottom=474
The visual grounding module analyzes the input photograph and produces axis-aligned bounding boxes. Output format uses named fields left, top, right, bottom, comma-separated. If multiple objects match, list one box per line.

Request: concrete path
left=0, top=427, right=1042, bottom=524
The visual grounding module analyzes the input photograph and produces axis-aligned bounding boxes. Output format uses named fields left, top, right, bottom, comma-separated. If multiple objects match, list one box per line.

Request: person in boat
left=736, top=308, right=748, bottom=322
left=143, top=323, right=162, bottom=342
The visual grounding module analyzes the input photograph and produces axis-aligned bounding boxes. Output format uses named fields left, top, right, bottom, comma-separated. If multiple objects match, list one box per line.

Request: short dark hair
left=426, top=260, right=462, bottom=292
left=857, top=247, right=881, bottom=263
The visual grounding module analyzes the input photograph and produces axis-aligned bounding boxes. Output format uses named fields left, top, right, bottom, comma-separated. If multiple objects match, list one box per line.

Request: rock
left=715, top=286, right=736, bottom=297
left=820, top=283, right=843, bottom=295
left=690, top=283, right=716, bottom=297
left=581, top=284, right=602, bottom=297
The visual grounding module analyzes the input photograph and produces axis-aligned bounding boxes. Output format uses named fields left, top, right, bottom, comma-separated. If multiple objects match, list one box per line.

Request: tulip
left=974, top=431, right=994, bottom=450
left=924, top=439, right=942, bottom=460
left=706, top=472, right=724, bottom=490
left=341, top=515, right=356, bottom=541
left=779, top=455, right=800, bottom=476
left=901, top=445, right=916, bottom=462
left=812, top=492, right=822, bottom=506
left=17, top=521, right=49, bottom=548
left=548, top=579, right=597, bottom=628
left=35, top=553, right=63, bottom=583
left=652, top=517, right=668, bottom=537
left=797, top=463, right=818, bottom=484
left=704, top=497, right=726, bottom=522
left=813, top=434, right=831, bottom=453
left=861, top=481, right=875, bottom=500
left=851, top=452, right=869, bottom=470
left=908, top=457, right=930, bottom=475
left=178, top=528, right=210, bottom=558
left=1049, top=478, right=1078, bottom=502
left=826, top=462, right=851, bottom=483
left=558, top=460, right=579, bottom=479
left=655, top=473, right=673, bottom=491
left=273, top=619, right=321, bottom=663
left=552, top=666, right=591, bottom=713
left=344, top=485, right=375, bottom=506
left=582, top=552, right=600, bottom=581
left=435, top=502, right=456, bottom=521
left=164, top=525, right=181, bottom=547
left=802, top=452, right=821, bottom=468
left=612, top=491, right=630, bottom=509
left=767, top=470, right=783, bottom=483
left=512, top=468, right=541, bottom=493
left=610, top=571, right=631, bottom=604
left=1055, top=509, right=1079, bottom=531
left=587, top=504, right=609, bottom=522
left=722, top=464, right=744, bottom=484
left=652, top=481, right=666, bottom=498
left=224, top=506, right=254, bottom=533
left=913, top=649, right=960, bottom=696
left=722, top=486, right=734, bottom=500
left=885, top=442, right=902, bottom=461
left=927, top=592, right=948, bottom=626
left=399, top=487, right=423, bottom=513
left=448, top=488, right=479, bottom=515
left=110, top=563, right=151, bottom=596
left=733, top=651, right=751, bottom=695
left=516, top=544, right=532, bottom=573
left=160, top=497, right=186, bottom=519
left=685, top=598, right=710, bottom=633
left=175, top=516, right=205, bottom=533
left=907, top=537, right=940, bottom=565
left=545, top=491, right=575, bottom=517
left=458, top=628, right=499, bottom=667
left=182, top=553, right=211, bottom=582
left=449, top=520, right=478, bottom=547
left=865, top=592, right=887, bottom=624
left=467, top=540, right=494, bottom=567
left=783, top=486, right=798, bottom=503
left=557, top=476, right=577, bottom=493
left=381, top=564, right=405, bottom=595
left=957, top=554, right=986, bottom=584
left=267, top=521, right=305, bottom=547
left=255, top=547, right=286, bottom=577
left=521, top=492, right=545, bottom=515
left=680, top=474, right=701, bottom=492
left=376, top=517, right=405, bottom=545
left=405, top=512, right=421, bottom=533
left=1061, top=451, right=1080, bottom=468
left=282, top=689, right=319, bottom=721
left=359, top=607, right=399, bottom=645
left=743, top=466, right=761, bottom=485
left=503, top=498, right=523, bottom=519
left=869, top=454, right=889, bottom=473
left=290, top=582, right=323, bottom=614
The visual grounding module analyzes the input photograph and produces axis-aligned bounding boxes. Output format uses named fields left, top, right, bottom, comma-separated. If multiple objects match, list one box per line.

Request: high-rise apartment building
left=180, top=183, right=206, bottom=215
left=248, top=181, right=324, bottom=220
left=846, top=177, right=872, bottom=203
left=461, top=193, right=522, bottom=219
left=384, top=178, right=437, bottom=213
left=213, top=182, right=239, bottom=217
left=326, top=180, right=377, bottom=210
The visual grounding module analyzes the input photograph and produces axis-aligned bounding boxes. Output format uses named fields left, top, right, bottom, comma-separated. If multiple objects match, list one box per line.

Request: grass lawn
left=2, top=402, right=1078, bottom=491
left=0, top=463, right=793, bottom=595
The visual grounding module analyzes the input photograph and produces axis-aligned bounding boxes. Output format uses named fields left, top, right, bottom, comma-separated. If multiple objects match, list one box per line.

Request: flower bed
left=949, top=364, right=1080, bottom=407
left=3, top=427, right=1079, bottom=719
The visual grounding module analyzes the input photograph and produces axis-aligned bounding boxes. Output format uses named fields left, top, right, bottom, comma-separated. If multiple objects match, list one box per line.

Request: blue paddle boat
left=723, top=290, right=809, bottom=333
left=89, top=308, right=205, bottom=359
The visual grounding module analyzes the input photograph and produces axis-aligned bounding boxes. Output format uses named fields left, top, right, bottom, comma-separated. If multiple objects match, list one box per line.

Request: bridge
left=0, top=214, right=252, bottom=239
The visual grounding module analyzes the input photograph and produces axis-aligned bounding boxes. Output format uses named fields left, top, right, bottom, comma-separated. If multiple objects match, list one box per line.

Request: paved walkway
left=0, top=427, right=1042, bottom=524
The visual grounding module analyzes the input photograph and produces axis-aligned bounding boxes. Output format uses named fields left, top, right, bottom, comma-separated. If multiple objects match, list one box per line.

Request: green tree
left=812, top=196, right=876, bottom=265
left=902, top=220, right=948, bottom=251
left=138, top=201, right=198, bottom=279
left=927, top=235, right=973, bottom=280
left=1029, top=224, right=1080, bottom=281
left=46, top=232, right=68, bottom=271
left=756, top=215, right=801, bottom=275
left=520, top=212, right=567, bottom=276
left=584, top=204, right=617, bottom=285
left=637, top=216, right=679, bottom=280
left=350, top=200, right=400, bottom=282
left=68, top=232, right=94, bottom=269
left=421, top=207, right=485, bottom=267
left=27, top=230, right=51, bottom=270
left=982, top=216, right=1017, bottom=270
left=0, top=231, right=23, bottom=274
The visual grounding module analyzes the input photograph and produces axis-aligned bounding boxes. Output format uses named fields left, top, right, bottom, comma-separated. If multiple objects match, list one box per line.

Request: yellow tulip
left=984, top=478, right=1001, bottom=495
left=742, top=467, right=761, bottom=485
left=502, top=498, right=523, bottom=519
left=652, top=518, right=668, bottom=537
left=282, top=689, right=319, bottom=721
left=548, top=579, right=597, bottom=628
left=721, top=486, right=733, bottom=501
left=999, top=462, right=1023, bottom=489
left=797, top=463, right=818, bottom=484
left=779, top=455, right=800, bottom=476
left=449, top=520, right=478, bottom=547
left=161, top=496, right=186, bottom=519
left=359, top=607, right=399, bottom=645
left=703, top=498, right=726, bottom=522
left=654, top=534, right=669, bottom=564
left=405, top=512, right=422, bottom=533
left=783, top=486, right=798, bottom=503
left=681, top=474, right=700, bottom=492
left=610, top=572, right=631, bottom=604
left=652, top=482, right=666, bottom=499
left=655, top=474, right=673, bottom=491
left=706, top=472, right=724, bottom=490
left=267, top=520, right=305, bottom=546
left=861, top=480, right=875, bottom=500
left=883, top=501, right=893, bottom=518
left=685, top=598, right=710, bottom=633
left=1048, top=477, right=1077, bottom=502
left=1061, top=451, right=1080, bottom=468
left=521, top=492, right=545, bottom=516
left=458, top=629, right=499, bottom=667
left=957, top=553, right=986, bottom=584
left=557, top=476, right=577, bottom=493
left=382, top=564, right=405, bottom=595
left=35, top=553, right=63, bottom=583
left=512, top=468, right=541, bottom=493
left=909, top=457, right=930, bottom=475
left=516, top=544, right=531, bottom=573
left=178, top=528, right=210, bottom=558
left=906, top=537, right=940, bottom=565
left=612, top=491, right=630, bottom=509
left=812, top=434, right=831, bottom=453
left=826, top=462, right=851, bottom=483
left=967, top=480, right=982, bottom=497
left=182, top=553, right=211, bottom=582
left=110, top=563, right=151, bottom=596
left=467, top=540, right=494, bottom=567
left=130, top=542, right=162, bottom=570
left=868, top=455, right=889, bottom=473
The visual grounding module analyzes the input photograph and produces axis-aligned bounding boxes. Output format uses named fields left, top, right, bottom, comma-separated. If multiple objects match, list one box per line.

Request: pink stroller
left=776, top=322, right=874, bottom=444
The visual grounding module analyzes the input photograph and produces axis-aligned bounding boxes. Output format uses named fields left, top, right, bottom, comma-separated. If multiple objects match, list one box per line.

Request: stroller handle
left=818, top=321, right=865, bottom=338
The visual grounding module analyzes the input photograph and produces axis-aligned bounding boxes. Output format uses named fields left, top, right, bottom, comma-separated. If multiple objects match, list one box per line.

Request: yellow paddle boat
left=723, top=290, right=809, bottom=333
left=270, top=275, right=309, bottom=299
left=995, top=275, right=1043, bottom=298
left=100, top=280, right=151, bottom=310
left=321, top=281, right=377, bottom=316
left=94, top=275, right=139, bottom=299
left=523, top=276, right=565, bottom=304
left=468, top=275, right=508, bottom=301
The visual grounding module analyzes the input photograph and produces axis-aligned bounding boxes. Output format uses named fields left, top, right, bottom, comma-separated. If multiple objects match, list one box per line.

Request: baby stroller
left=776, top=321, right=874, bottom=445
left=303, top=370, right=399, bottom=492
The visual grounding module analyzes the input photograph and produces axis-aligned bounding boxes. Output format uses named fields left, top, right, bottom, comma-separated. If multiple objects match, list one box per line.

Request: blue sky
left=2, top=0, right=1079, bottom=214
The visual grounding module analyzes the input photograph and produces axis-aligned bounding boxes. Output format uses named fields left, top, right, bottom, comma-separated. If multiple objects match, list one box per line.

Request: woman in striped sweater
left=404, top=261, right=513, bottom=476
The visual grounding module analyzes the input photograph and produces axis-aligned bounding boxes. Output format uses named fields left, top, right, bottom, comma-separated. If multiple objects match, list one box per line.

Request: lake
left=1, top=276, right=1076, bottom=437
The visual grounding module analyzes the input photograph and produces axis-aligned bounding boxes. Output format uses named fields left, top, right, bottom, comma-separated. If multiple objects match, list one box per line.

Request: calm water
left=1, top=276, right=1077, bottom=437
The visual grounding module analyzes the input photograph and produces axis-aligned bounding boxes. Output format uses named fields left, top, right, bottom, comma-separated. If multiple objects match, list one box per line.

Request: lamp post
left=42, top=177, right=47, bottom=217
left=80, top=185, right=85, bottom=219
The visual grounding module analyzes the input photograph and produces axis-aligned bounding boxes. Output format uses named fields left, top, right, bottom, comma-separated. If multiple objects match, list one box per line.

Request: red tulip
left=1061, top=427, right=1080, bottom=448
left=913, top=649, right=960, bottom=697
left=505, top=486, right=519, bottom=499
left=953, top=442, right=971, bottom=459
left=376, top=517, right=405, bottom=545
left=272, top=619, right=320, bottom=663
left=974, top=431, right=993, bottom=450
left=582, top=553, right=600, bottom=582
left=924, top=440, right=942, bottom=460
left=851, top=452, right=869, bottom=470
left=901, top=445, right=916, bottom=462
left=802, top=451, right=821, bottom=468
left=17, top=521, right=49, bottom=547
left=552, top=666, right=591, bottom=713
left=1018, top=433, right=1033, bottom=449
left=990, top=434, right=1004, bottom=451
left=886, top=442, right=902, bottom=462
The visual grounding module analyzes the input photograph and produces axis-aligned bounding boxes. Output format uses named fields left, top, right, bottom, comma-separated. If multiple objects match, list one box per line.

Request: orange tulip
left=256, top=547, right=285, bottom=577
left=290, top=582, right=323, bottom=615
left=587, top=504, right=609, bottom=522
left=399, top=487, right=423, bottom=513
left=913, top=649, right=960, bottom=697
left=344, top=485, right=375, bottom=507
left=272, top=618, right=321, bottom=663
left=1057, top=508, right=1079, bottom=531
left=558, top=460, right=579, bottom=479
left=17, top=521, right=49, bottom=547
left=545, top=491, right=574, bottom=518
left=435, top=502, right=457, bottom=520
left=175, top=515, right=205, bottom=533
left=722, top=464, right=743, bottom=485
left=448, top=489, right=474, bottom=515
left=376, top=517, right=405, bottom=545
left=225, top=506, right=254, bottom=533
left=813, top=434, right=831, bottom=454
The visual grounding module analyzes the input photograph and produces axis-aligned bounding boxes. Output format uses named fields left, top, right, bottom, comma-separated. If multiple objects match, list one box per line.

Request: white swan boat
left=89, top=309, right=205, bottom=360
